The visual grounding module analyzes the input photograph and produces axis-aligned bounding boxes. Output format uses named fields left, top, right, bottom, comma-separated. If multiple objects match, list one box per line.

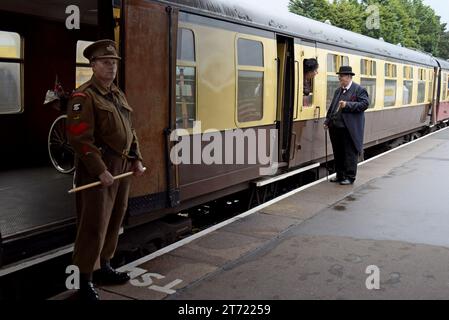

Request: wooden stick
left=68, top=167, right=146, bottom=194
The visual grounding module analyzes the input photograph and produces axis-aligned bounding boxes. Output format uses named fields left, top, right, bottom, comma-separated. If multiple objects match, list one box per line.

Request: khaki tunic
left=66, top=75, right=142, bottom=273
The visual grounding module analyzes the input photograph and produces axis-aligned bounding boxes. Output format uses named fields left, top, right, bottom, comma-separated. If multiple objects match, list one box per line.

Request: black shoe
left=330, top=177, right=343, bottom=183
left=339, top=179, right=354, bottom=185
left=94, top=265, right=130, bottom=285
left=79, top=281, right=99, bottom=301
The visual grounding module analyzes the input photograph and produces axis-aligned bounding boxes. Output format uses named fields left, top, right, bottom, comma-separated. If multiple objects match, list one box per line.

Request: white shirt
left=343, top=81, right=353, bottom=92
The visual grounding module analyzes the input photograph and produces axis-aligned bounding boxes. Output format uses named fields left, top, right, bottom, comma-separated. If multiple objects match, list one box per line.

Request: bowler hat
left=336, top=66, right=355, bottom=76
left=83, top=39, right=121, bottom=62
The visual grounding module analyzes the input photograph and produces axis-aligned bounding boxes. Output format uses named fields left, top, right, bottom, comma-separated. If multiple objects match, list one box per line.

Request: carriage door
left=122, top=0, right=179, bottom=209
left=290, top=40, right=320, bottom=167
left=276, top=35, right=295, bottom=165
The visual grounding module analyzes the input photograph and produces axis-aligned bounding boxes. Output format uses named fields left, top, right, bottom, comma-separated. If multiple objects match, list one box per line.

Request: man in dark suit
left=324, top=66, right=369, bottom=185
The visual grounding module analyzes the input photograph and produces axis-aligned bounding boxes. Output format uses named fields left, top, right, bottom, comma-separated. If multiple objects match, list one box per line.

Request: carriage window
left=327, top=54, right=349, bottom=108
left=326, top=75, right=340, bottom=109
left=385, top=63, right=397, bottom=78
left=177, top=28, right=195, bottom=62
left=238, top=39, right=263, bottom=67
left=403, top=66, right=413, bottom=105
left=417, top=68, right=426, bottom=104
left=361, top=78, right=376, bottom=108
left=442, top=74, right=447, bottom=101
left=384, top=63, right=397, bottom=107
left=385, top=80, right=397, bottom=107
left=302, top=58, right=318, bottom=107
left=76, top=40, right=94, bottom=88
left=176, top=28, right=196, bottom=129
left=361, top=59, right=377, bottom=108
left=445, top=74, right=449, bottom=99
left=327, top=54, right=349, bottom=72
left=0, top=31, right=22, bottom=114
left=237, top=38, right=264, bottom=122
left=428, top=70, right=434, bottom=102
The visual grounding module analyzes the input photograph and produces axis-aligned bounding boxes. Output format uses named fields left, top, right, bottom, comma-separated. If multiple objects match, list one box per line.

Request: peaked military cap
left=83, top=39, right=121, bottom=61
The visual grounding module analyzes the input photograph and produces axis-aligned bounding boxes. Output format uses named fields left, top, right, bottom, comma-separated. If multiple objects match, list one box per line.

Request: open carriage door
left=122, top=0, right=179, bottom=214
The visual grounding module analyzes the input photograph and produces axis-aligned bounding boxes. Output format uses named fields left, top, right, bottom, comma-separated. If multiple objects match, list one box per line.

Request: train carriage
left=0, top=0, right=448, bottom=267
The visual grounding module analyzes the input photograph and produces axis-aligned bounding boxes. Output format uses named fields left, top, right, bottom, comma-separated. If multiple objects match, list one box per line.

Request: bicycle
left=44, top=80, right=75, bottom=174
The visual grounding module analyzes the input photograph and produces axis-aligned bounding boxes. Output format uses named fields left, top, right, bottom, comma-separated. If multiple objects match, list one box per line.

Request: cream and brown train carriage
left=121, top=0, right=446, bottom=222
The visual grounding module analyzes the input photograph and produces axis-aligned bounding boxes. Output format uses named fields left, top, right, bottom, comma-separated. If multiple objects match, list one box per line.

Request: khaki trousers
left=72, top=153, right=132, bottom=274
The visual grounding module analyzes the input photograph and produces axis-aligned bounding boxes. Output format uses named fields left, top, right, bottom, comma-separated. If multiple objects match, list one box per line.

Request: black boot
left=94, top=262, right=130, bottom=285
left=79, top=274, right=99, bottom=301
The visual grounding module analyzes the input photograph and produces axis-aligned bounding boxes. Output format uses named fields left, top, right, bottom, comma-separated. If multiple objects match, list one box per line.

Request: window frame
left=235, top=35, right=265, bottom=124
left=360, top=58, right=377, bottom=108
left=384, top=62, right=398, bottom=107
left=175, top=27, right=198, bottom=129
left=326, top=53, right=349, bottom=109
left=0, top=30, right=24, bottom=114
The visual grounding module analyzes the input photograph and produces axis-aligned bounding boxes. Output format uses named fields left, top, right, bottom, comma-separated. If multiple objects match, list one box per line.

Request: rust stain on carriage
left=124, top=0, right=178, bottom=199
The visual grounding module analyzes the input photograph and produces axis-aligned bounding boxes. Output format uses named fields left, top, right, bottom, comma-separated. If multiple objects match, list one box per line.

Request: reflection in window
left=384, top=80, right=397, bottom=107
left=76, top=40, right=94, bottom=88
left=238, top=70, right=263, bottom=122
left=326, top=75, right=340, bottom=109
left=0, top=31, right=22, bottom=114
left=237, top=38, right=264, bottom=122
left=176, top=28, right=196, bottom=128
left=302, top=58, right=318, bottom=107
left=361, top=78, right=376, bottom=108
left=417, top=81, right=426, bottom=104
left=327, top=54, right=348, bottom=73
left=177, top=29, right=195, bottom=62
left=403, top=80, right=413, bottom=105
left=238, top=39, right=263, bottom=67
left=176, top=66, right=196, bottom=129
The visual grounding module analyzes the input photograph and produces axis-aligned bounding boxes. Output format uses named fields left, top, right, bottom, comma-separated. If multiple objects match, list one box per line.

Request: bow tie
left=341, top=88, right=348, bottom=94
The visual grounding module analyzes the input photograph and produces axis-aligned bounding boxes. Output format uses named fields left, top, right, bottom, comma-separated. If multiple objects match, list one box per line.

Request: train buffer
left=55, top=127, right=449, bottom=300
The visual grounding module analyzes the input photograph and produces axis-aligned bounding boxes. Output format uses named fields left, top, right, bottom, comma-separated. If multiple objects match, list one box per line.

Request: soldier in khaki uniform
left=66, top=39, right=145, bottom=300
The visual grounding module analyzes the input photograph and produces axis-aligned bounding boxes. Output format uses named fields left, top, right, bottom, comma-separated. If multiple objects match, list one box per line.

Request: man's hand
left=132, top=160, right=145, bottom=177
left=339, top=100, right=346, bottom=109
left=99, top=170, right=114, bottom=187
left=323, top=123, right=328, bottom=130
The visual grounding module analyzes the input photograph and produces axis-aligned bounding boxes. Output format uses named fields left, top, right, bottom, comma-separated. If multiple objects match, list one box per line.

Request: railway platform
left=59, top=126, right=449, bottom=300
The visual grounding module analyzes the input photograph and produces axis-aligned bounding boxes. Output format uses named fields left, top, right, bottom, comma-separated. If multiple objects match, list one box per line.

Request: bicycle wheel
left=48, top=115, right=75, bottom=174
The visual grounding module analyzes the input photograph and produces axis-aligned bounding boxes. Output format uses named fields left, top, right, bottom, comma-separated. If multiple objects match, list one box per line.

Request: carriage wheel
left=48, top=115, right=75, bottom=174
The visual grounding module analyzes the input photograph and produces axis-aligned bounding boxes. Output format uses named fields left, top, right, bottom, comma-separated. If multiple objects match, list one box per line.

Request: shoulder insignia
left=71, top=92, right=87, bottom=99
left=72, top=103, right=82, bottom=112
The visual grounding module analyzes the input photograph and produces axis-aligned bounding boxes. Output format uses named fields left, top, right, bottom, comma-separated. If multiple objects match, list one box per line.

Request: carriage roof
left=162, top=0, right=439, bottom=67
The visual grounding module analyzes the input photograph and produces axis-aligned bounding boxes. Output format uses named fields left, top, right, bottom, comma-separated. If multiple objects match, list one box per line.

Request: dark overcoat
left=325, top=82, right=369, bottom=153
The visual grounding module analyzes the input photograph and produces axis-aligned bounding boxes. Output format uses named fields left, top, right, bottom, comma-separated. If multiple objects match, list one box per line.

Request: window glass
left=327, top=54, right=336, bottom=72
left=238, top=39, right=263, bottom=67
left=238, top=70, right=263, bottom=122
left=384, top=80, right=397, bottom=107
left=0, top=31, right=21, bottom=58
left=0, top=62, right=21, bottom=113
left=417, top=81, right=426, bottom=104
left=403, top=80, right=413, bottom=105
left=76, top=40, right=93, bottom=64
left=326, top=75, right=340, bottom=109
left=361, top=78, right=376, bottom=108
left=177, top=29, right=195, bottom=62
left=0, top=31, right=22, bottom=113
left=176, top=66, right=196, bottom=128
left=76, top=40, right=94, bottom=88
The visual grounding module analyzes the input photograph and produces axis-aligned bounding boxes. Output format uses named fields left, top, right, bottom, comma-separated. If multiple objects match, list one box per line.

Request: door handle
left=314, top=106, right=320, bottom=123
